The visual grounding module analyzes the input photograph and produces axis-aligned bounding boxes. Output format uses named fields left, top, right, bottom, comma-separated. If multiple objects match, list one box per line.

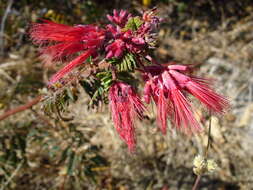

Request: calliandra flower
left=107, top=9, right=131, bottom=27
left=143, top=64, right=228, bottom=134
left=104, top=9, right=163, bottom=59
left=105, top=39, right=125, bottom=58
left=142, top=8, right=162, bottom=27
left=168, top=69, right=229, bottom=114
left=28, top=10, right=229, bottom=152
left=105, top=25, right=146, bottom=59
left=109, top=82, right=145, bottom=151
left=29, top=20, right=105, bottom=84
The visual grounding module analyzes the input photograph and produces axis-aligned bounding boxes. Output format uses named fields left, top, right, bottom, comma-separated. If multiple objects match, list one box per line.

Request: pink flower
left=30, top=20, right=105, bottom=84
left=105, top=39, right=125, bottom=59
left=169, top=69, right=229, bottom=114
left=105, top=25, right=146, bottom=58
left=107, top=9, right=131, bottom=27
left=143, top=64, right=229, bottom=134
left=109, top=82, right=145, bottom=151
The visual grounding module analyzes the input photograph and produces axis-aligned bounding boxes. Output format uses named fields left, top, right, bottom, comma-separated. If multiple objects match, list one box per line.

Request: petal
left=170, top=88, right=201, bottom=134
left=164, top=72, right=201, bottom=133
left=157, top=88, right=169, bottom=134
left=186, top=79, right=229, bottom=114
left=49, top=49, right=93, bottom=84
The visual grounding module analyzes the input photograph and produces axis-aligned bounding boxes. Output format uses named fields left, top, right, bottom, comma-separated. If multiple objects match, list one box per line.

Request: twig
left=0, top=0, right=14, bottom=57
left=0, top=69, right=15, bottom=83
left=204, top=114, right=212, bottom=158
left=192, top=112, right=212, bottom=190
left=192, top=175, right=201, bottom=190
left=0, top=61, right=24, bottom=69
left=0, top=160, right=24, bottom=190
left=60, top=175, right=68, bottom=190
left=0, top=96, right=43, bottom=121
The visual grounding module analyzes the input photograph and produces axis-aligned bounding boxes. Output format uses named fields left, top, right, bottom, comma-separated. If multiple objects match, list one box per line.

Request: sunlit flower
left=30, top=20, right=105, bottom=84
left=105, top=38, right=125, bottom=58
left=143, top=64, right=228, bottom=134
left=169, top=69, right=229, bottom=114
left=105, top=25, right=146, bottom=59
left=109, top=82, right=145, bottom=151
left=29, top=9, right=229, bottom=151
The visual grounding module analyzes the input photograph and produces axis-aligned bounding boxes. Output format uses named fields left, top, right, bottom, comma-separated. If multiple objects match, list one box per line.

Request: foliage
left=124, top=17, right=143, bottom=31
left=112, top=53, right=138, bottom=72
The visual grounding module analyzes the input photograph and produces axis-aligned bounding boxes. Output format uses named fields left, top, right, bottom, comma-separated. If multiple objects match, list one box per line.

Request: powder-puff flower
left=30, top=20, right=105, bottom=84
left=168, top=69, right=229, bottom=114
left=105, top=25, right=146, bottom=59
left=105, top=39, right=126, bottom=59
left=109, top=82, right=145, bottom=151
left=143, top=64, right=228, bottom=134
left=28, top=10, right=229, bottom=151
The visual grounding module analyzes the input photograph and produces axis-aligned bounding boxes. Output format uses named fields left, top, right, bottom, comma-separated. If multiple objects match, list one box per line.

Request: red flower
left=49, top=49, right=94, bottom=84
left=28, top=10, right=229, bottom=151
left=105, top=25, right=146, bottom=58
left=107, top=9, right=131, bottom=27
left=30, top=20, right=105, bottom=84
left=168, top=69, right=229, bottom=114
left=105, top=39, right=125, bottom=59
left=109, top=82, right=145, bottom=151
left=143, top=64, right=228, bottom=134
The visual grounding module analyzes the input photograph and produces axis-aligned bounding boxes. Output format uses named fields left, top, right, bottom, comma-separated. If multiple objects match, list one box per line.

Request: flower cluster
left=30, top=20, right=105, bottom=84
left=143, top=64, right=228, bottom=134
left=30, top=9, right=228, bottom=151
left=109, top=82, right=145, bottom=151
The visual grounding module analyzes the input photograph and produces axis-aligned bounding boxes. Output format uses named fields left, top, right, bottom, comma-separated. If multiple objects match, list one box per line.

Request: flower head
left=30, top=20, right=105, bottom=84
left=168, top=69, right=229, bottom=114
left=105, top=24, right=146, bottom=59
left=105, top=9, right=162, bottom=59
left=109, top=82, right=145, bottom=151
left=107, top=9, right=132, bottom=27
left=143, top=63, right=229, bottom=134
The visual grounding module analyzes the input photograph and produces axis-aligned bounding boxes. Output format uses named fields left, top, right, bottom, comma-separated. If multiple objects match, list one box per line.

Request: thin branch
left=192, top=111, right=212, bottom=190
left=0, top=96, right=43, bottom=121
left=192, top=175, right=201, bottom=190
left=0, top=160, right=24, bottom=190
left=0, top=0, right=14, bottom=57
left=204, top=114, right=212, bottom=158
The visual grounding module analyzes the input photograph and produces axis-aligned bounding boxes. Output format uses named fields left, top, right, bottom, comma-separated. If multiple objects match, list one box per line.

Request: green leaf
left=43, top=88, right=78, bottom=116
left=123, top=16, right=143, bottom=31
left=115, top=53, right=138, bottom=72
left=80, top=71, right=113, bottom=107
left=67, top=151, right=78, bottom=176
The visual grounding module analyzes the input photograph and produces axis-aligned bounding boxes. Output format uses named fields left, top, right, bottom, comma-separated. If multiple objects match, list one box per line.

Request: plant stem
left=192, top=175, right=201, bottom=190
left=192, top=112, right=212, bottom=190
left=205, top=114, right=212, bottom=158
left=0, top=95, right=42, bottom=121
left=0, top=0, right=14, bottom=57
left=0, top=160, right=24, bottom=190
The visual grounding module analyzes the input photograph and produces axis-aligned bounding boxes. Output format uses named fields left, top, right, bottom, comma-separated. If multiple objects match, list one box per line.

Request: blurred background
left=0, top=0, right=253, bottom=189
